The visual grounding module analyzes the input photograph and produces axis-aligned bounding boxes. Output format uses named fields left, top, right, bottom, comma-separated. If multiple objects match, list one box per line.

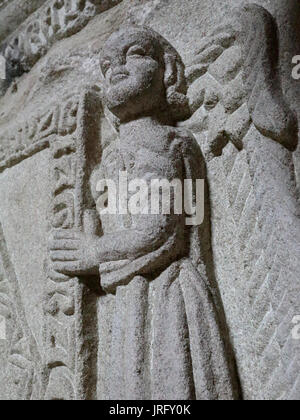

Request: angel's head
left=100, top=25, right=190, bottom=124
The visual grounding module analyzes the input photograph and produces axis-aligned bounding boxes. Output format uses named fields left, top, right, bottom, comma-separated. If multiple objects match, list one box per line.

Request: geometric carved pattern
left=209, top=138, right=300, bottom=400
left=1, top=0, right=122, bottom=75
left=0, top=95, right=77, bottom=173
left=184, top=20, right=300, bottom=399
left=0, top=89, right=101, bottom=400
left=43, top=91, right=99, bottom=400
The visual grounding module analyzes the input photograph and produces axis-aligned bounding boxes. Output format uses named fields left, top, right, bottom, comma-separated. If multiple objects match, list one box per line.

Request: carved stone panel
left=0, top=0, right=299, bottom=400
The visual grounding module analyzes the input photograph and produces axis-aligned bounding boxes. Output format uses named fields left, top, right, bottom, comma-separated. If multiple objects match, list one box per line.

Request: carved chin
left=104, top=76, right=156, bottom=115
left=105, top=86, right=145, bottom=116
left=105, top=90, right=130, bottom=111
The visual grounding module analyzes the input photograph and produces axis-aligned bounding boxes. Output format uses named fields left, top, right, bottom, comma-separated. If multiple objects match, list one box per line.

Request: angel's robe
left=90, top=125, right=236, bottom=400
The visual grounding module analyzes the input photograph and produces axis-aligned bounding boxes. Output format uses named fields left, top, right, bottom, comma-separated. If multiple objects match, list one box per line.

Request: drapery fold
left=105, top=259, right=234, bottom=400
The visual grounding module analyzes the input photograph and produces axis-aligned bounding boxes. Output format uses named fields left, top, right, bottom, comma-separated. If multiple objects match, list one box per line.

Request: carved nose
left=111, top=54, right=126, bottom=67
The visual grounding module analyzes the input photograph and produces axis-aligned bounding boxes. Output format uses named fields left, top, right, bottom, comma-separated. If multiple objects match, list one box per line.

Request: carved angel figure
left=49, top=25, right=238, bottom=400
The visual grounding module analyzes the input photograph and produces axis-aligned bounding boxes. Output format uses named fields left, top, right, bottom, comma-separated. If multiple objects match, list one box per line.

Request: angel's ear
left=237, top=4, right=298, bottom=151
left=163, top=52, right=190, bottom=121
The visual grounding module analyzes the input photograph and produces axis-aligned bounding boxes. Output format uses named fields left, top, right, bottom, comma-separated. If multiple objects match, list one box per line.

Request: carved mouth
left=110, top=73, right=129, bottom=85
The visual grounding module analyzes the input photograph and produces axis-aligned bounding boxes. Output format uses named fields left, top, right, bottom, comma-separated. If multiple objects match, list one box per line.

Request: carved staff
left=43, top=90, right=100, bottom=400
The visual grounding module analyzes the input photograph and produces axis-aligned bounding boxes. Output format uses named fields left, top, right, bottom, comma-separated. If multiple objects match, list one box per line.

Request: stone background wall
left=0, top=0, right=299, bottom=400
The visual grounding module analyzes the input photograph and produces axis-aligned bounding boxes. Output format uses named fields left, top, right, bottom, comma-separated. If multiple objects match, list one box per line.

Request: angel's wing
left=182, top=4, right=300, bottom=400
left=237, top=4, right=298, bottom=152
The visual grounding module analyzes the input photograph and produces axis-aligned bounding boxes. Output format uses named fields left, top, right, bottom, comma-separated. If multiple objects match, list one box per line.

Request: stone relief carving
left=183, top=4, right=298, bottom=157
left=0, top=0, right=299, bottom=400
left=0, top=97, right=70, bottom=172
left=0, top=222, right=42, bottom=399
left=47, top=25, right=239, bottom=400
left=181, top=4, right=300, bottom=400
left=237, top=5, right=298, bottom=151
left=43, top=90, right=101, bottom=400
left=0, top=1, right=47, bottom=43
left=0, top=0, right=122, bottom=90
left=0, top=0, right=10, bottom=7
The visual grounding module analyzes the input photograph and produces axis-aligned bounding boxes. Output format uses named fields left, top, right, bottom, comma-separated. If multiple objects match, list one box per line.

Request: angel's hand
left=49, top=230, right=100, bottom=277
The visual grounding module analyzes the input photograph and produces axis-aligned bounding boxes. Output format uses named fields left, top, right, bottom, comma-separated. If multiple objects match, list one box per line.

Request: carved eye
left=101, top=60, right=111, bottom=75
left=127, top=46, right=147, bottom=58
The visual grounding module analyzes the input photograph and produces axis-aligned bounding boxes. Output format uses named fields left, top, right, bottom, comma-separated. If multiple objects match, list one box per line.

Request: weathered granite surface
left=0, top=0, right=299, bottom=400
left=0, top=1, right=47, bottom=43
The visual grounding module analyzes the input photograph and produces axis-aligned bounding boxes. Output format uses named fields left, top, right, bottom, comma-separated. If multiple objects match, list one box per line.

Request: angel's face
left=100, top=28, right=165, bottom=122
